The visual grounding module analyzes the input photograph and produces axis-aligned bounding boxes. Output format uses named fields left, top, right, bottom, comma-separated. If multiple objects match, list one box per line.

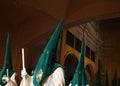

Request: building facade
left=57, top=22, right=99, bottom=85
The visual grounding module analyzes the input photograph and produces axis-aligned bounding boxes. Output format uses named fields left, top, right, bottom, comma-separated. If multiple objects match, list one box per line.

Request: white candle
left=6, top=69, right=9, bottom=77
left=22, top=48, right=26, bottom=86
left=22, top=48, right=25, bottom=69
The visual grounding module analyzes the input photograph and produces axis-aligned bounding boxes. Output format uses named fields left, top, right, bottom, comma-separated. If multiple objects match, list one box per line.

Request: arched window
left=64, top=54, right=78, bottom=86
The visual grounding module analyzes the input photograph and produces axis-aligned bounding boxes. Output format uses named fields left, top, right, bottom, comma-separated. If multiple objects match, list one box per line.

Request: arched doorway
left=64, top=53, right=95, bottom=85
left=64, top=54, right=78, bottom=86
left=85, top=64, right=94, bottom=84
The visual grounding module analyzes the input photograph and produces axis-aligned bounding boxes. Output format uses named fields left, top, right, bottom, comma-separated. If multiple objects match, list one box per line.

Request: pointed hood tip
left=7, top=32, right=10, bottom=40
left=5, top=32, right=11, bottom=61
left=58, top=18, right=63, bottom=26
left=58, top=19, right=63, bottom=26
left=60, top=18, right=63, bottom=21
left=7, top=32, right=10, bottom=36
left=6, top=32, right=11, bottom=45
left=8, top=32, right=10, bottom=35
left=44, top=19, right=63, bottom=51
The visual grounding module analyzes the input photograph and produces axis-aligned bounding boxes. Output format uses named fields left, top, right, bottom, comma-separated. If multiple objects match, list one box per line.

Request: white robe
left=4, top=73, right=17, bottom=86
left=20, top=75, right=33, bottom=86
left=20, top=67, right=65, bottom=86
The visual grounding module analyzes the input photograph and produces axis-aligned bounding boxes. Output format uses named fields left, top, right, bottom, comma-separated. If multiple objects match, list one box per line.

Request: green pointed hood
left=93, top=59, right=101, bottom=86
left=0, top=33, right=14, bottom=85
left=105, top=71, right=109, bottom=86
left=33, top=19, right=63, bottom=86
left=69, top=39, right=86, bottom=86
left=113, top=70, right=117, bottom=86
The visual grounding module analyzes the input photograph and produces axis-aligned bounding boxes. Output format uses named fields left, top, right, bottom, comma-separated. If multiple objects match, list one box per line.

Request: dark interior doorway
left=85, top=64, right=93, bottom=84
left=64, top=54, right=78, bottom=86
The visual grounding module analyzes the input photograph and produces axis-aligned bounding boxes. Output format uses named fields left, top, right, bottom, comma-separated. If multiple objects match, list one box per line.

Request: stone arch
left=85, top=63, right=95, bottom=84
left=62, top=49, right=96, bottom=85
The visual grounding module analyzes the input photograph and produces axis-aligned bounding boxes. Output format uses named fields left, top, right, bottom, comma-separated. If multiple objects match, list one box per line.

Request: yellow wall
left=58, top=25, right=98, bottom=84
